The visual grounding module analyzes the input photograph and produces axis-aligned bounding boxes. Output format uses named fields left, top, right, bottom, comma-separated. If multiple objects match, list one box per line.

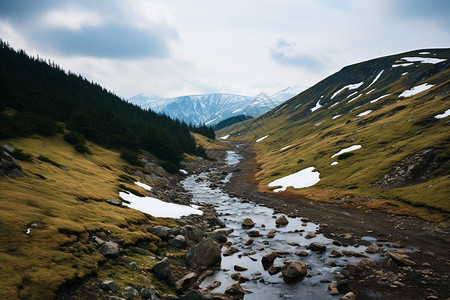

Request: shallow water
left=181, top=151, right=394, bottom=299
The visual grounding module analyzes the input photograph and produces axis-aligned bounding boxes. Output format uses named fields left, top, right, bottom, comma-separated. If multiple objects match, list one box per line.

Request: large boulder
left=281, top=260, right=307, bottom=282
left=101, top=280, right=118, bottom=292
left=152, top=257, right=175, bottom=286
left=99, top=241, right=120, bottom=258
left=185, top=238, right=222, bottom=268
left=262, top=251, right=278, bottom=268
left=0, top=150, right=24, bottom=177
left=150, top=226, right=171, bottom=239
left=183, top=225, right=205, bottom=243
left=168, top=235, right=187, bottom=248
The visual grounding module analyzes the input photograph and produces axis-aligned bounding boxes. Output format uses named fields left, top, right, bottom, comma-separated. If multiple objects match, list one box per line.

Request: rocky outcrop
left=152, top=257, right=175, bottom=286
left=185, top=238, right=222, bottom=268
left=370, top=148, right=440, bottom=189
left=98, top=241, right=120, bottom=258
left=0, top=149, right=24, bottom=177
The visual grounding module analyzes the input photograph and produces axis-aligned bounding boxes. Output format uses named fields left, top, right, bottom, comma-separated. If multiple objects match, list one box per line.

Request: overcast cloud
left=0, top=0, right=448, bottom=98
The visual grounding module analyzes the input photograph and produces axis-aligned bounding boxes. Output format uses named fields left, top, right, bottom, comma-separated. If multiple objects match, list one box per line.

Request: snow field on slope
left=357, top=110, right=372, bottom=117
left=331, top=145, right=362, bottom=158
left=331, top=82, right=364, bottom=99
left=399, top=83, right=435, bottom=98
left=256, top=135, right=269, bottom=142
left=268, top=167, right=321, bottom=192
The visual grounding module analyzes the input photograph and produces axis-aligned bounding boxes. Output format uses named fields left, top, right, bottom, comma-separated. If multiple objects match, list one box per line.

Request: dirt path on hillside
left=210, top=144, right=449, bottom=299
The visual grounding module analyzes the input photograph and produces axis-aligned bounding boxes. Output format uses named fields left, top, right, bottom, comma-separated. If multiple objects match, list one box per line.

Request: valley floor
left=212, top=143, right=449, bottom=299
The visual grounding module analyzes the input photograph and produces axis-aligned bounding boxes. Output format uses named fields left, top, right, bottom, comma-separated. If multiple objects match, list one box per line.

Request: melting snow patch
left=399, top=83, right=434, bottom=98
left=331, top=161, right=339, bottom=166
left=256, top=135, right=269, bottom=143
left=279, top=145, right=293, bottom=151
left=179, top=169, right=188, bottom=175
left=401, top=72, right=408, bottom=76
left=347, top=94, right=362, bottom=103
left=370, top=94, right=390, bottom=103
left=310, top=100, right=322, bottom=112
left=268, top=167, right=320, bottom=192
left=346, top=91, right=358, bottom=99
left=331, top=145, right=362, bottom=158
left=329, top=102, right=340, bottom=108
left=392, top=63, right=414, bottom=68
left=332, top=115, right=341, bottom=120
left=364, top=70, right=384, bottom=90
left=357, top=110, right=372, bottom=117
left=135, top=182, right=152, bottom=191
left=219, top=135, right=230, bottom=140
left=275, top=104, right=287, bottom=113
left=419, top=52, right=431, bottom=55
left=232, top=109, right=243, bottom=113
left=366, top=89, right=376, bottom=95
left=434, top=109, right=450, bottom=119
left=331, top=82, right=364, bottom=99
left=120, top=192, right=203, bottom=218
left=400, top=57, right=447, bottom=64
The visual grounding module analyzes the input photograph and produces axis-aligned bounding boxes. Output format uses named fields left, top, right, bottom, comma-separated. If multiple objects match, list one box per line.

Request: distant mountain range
left=128, top=86, right=306, bottom=126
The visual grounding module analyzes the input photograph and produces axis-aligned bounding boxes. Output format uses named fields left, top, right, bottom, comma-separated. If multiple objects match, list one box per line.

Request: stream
left=181, top=150, right=397, bottom=299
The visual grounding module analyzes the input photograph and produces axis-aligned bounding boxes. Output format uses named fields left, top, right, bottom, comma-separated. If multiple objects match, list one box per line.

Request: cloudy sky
left=0, top=0, right=449, bottom=98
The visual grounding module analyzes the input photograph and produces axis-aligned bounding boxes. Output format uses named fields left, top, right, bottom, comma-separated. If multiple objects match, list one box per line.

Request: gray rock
left=183, top=225, right=205, bottom=243
left=175, top=272, right=197, bottom=293
left=180, top=290, right=206, bottom=300
left=305, top=232, right=316, bottom=239
left=122, top=286, right=139, bottom=300
left=152, top=257, right=175, bottom=286
left=168, top=235, right=187, bottom=248
left=0, top=150, right=24, bottom=177
left=99, top=241, right=120, bottom=258
left=262, top=251, right=278, bottom=267
left=185, top=238, right=222, bottom=268
left=340, top=292, right=356, bottom=300
left=268, top=265, right=282, bottom=275
left=101, top=280, right=118, bottom=292
left=365, top=244, right=380, bottom=254
left=129, top=246, right=147, bottom=255
left=141, top=286, right=159, bottom=300
left=225, top=282, right=246, bottom=296
left=281, top=260, right=307, bottom=282
left=294, top=250, right=308, bottom=257
left=248, top=230, right=261, bottom=237
left=150, top=226, right=171, bottom=239
left=129, top=261, right=137, bottom=270
left=206, top=231, right=227, bottom=243
left=1, top=145, right=15, bottom=153
left=231, top=273, right=249, bottom=283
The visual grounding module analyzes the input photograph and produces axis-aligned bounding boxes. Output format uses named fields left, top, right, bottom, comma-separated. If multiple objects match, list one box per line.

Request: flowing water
left=181, top=151, right=396, bottom=299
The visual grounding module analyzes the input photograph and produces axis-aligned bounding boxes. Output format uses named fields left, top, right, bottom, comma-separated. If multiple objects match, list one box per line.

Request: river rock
left=330, top=287, right=340, bottom=295
left=231, top=273, right=250, bottom=283
left=225, top=282, right=246, bottom=296
left=294, top=250, right=308, bottom=257
left=242, top=218, right=255, bottom=228
left=329, top=250, right=343, bottom=258
left=168, top=235, right=187, bottom=248
left=185, top=238, right=222, bottom=268
left=340, top=292, right=356, bottom=300
left=268, top=265, right=282, bottom=275
left=388, top=252, right=416, bottom=266
left=245, top=238, right=254, bottom=245
left=207, top=281, right=222, bottom=290
left=234, top=265, right=248, bottom=271
left=99, top=241, right=120, bottom=258
left=180, top=290, right=206, bottom=300
left=307, top=242, right=326, bottom=253
left=342, top=250, right=369, bottom=258
left=267, top=229, right=276, bottom=238
left=248, top=230, right=261, bottom=237
left=152, top=257, right=175, bottom=286
left=365, top=244, right=380, bottom=254
left=101, top=280, right=118, bottom=292
left=305, top=232, right=316, bottom=239
left=286, top=241, right=300, bottom=246
left=262, top=251, right=278, bottom=267
left=175, top=272, right=197, bottom=293
left=275, top=215, right=289, bottom=227
left=281, top=260, right=307, bottom=282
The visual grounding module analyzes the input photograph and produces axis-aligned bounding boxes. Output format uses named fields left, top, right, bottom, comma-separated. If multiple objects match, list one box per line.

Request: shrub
left=120, top=150, right=142, bottom=167
left=161, top=161, right=178, bottom=174
left=11, top=149, right=33, bottom=162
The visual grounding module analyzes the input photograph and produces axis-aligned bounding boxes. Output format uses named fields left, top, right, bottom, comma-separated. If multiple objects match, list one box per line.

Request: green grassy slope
left=219, top=49, right=450, bottom=223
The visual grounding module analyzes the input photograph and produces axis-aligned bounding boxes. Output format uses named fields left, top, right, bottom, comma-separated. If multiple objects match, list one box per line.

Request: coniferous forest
left=0, top=40, right=209, bottom=166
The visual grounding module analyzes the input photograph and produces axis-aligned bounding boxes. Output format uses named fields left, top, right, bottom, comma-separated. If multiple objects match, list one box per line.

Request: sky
left=0, top=0, right=449, bottom=99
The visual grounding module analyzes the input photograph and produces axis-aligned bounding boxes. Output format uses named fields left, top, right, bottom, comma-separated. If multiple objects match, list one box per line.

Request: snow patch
left=370, top=94, right=390, bottom=103
left=268, top=167, right=321, bottom=192
left=179, top=169, right=188, bottom=175
left=347, top=94, right=362, bottom=103
left=434, top=109, right=450, bottom=119
left=399, top=83, right=435, bottom=98
left=310, top=99, right=322, bottom=112
left=232, top=108, right=243, bottom=113
left=332, top=115, right=341, bottom=120
left=392, top=63, right=414, bottom=68
left=419, top=52, right=431, bottom=55
left=331, top=145, right=362, bottom=158
left=256, top=135, right=269, bottom=143
left=331, top=161, right=339, bottom=166
left=364, top=70, right=384, bottom=90
left=120, top=192, right=203, bottom=218
left=219, top=135, right=230, bottom=140
left=400, top=57, right=447, bottom=64
left=279, top=145, right=293, bottom=152
left=331, top=82, right=364, bottom=99
left=135, top=182, right=152, bottom=191
left=329, top=102, right=340, bottom=108
left=401, top=72, right=408, bottom=76
left=366, top=89, right=376, bottom=95
left=357, top=110, right=372, bottom=117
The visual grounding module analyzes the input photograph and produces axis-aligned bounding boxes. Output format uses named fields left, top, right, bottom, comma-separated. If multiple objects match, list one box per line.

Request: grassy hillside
left=0, top=134, right=179, bottom=299
left=219, top=49, right=450, bottom=223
